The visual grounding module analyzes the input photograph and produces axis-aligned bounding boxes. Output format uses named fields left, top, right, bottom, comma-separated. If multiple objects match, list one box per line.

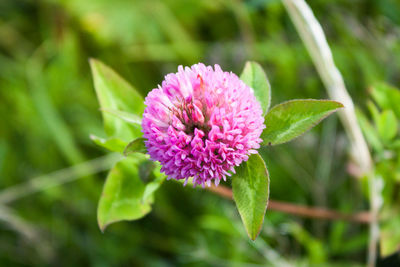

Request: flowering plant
left=90, top=59, right=342, bottom=240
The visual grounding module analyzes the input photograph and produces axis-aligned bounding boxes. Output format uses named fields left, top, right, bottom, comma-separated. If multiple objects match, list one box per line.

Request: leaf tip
left=89, top=57, right=99, bottom=66
left=243, top=60, right=252, bottom=68
left=122, top=146, right=130, bottom=157
left=246, top=226, right=263, bottom=241
left=89, top=58, right=102, bottom=80
left=98, top=219, right=107, bottom=233
left=333, top=100, right=344, bottom=109
left=89, top=58, right=108, bottom=77
left=88, top=58, right=98, bottom=70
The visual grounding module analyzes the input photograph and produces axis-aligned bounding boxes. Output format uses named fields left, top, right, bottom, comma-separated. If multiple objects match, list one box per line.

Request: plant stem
left=1, top=154, right=372, bottom=225
left=282, top=1, right=379, bottom=265
left=207, top=185, right=372, bottom=224
left=281, top=0, right=372, bottom=172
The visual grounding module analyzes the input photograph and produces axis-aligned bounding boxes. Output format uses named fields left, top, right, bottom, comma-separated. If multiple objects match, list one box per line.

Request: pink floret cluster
left=142, top=63, right=265, bottom=187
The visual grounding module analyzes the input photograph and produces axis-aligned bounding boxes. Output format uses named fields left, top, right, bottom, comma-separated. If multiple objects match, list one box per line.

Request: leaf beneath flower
left=124, top=138, right=147, bottom=156
left=90, top=134, right=128, bottom=153
left=97, top=156, right=165, bottom=232
left=261, top=99, right=343, bottom=145
left=232, top=153, right=269, bottom=241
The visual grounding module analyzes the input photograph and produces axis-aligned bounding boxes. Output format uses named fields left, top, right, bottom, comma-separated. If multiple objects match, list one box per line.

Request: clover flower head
left=142, top=63, right=265, bottom=187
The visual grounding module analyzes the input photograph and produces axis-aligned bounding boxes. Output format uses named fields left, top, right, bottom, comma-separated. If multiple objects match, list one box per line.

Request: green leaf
left=261, top=99, right=343, bottom=145
left=366, top=100, right=380, bottom=125
left=371, top=83, right=400, bottom=118
left=288, top=222, right=327, bottom=263
left=101, top=108, right=142, bottom=126
left=377, top=110, right=397, bottom=142
left=90, top=134, right=128, bottom=153
left=232, top=154, right=269, bottom=240
left=90, top=58, right=145, bottom=141
left=240, top=61, right=271, bottom=114
left=355, top=109, right=384, bottom=153
left=380, top=214, right=400, bottom=256
left=142, top=162, right=165, bottom=202
left=124, top=138, right=147, bottom=156
left=97, top=155, right=165, bottom=232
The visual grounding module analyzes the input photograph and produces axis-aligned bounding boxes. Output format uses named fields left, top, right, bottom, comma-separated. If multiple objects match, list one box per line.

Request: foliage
left=232, top=153, right=270, bottom=241
left=261, top=99, right=343, bottom=145
left=240, top=61, right=271, bottom=114
left=1, top=0, right=400, bottom=266
left=357, top=83, right=400, bottom=257
left=90, top=59, right=340, bottom=239
left=98, top=156, right=164, bottom=232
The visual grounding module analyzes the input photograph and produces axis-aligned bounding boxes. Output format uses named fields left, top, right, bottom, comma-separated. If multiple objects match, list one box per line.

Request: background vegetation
left=1, top=0, right=400, bottom=265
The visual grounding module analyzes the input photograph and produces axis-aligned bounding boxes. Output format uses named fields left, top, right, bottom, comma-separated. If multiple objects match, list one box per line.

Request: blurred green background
left=1, top=0, right=400, bottom=266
